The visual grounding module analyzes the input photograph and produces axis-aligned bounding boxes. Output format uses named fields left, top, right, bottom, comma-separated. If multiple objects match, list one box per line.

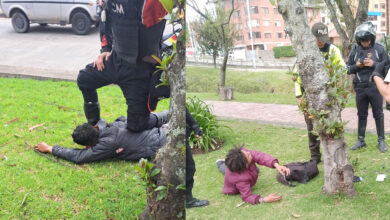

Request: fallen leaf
left=58, top=106, right=70, bottom=111
left=34, top=116, right=38, bottom=119
left=236, top=202, right=245, bottom=207
left=6, top=117, right=20, bottom=124
left=292, top=213, right=301, bottom=218
left=372, top=159, right=381, bottom=161
left=28, top=123, right=45, bottom=132
left=14, top=134, right=22, bottom=138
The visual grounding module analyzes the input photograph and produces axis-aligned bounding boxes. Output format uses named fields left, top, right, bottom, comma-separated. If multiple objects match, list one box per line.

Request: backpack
left=276, top=160, right=319, bottom=187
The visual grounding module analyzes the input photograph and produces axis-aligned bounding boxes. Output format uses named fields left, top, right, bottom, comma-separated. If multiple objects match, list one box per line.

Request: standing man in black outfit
left=186, top=108, right=209, bottom=208
left=77, top=0, right=168, bottom=132
left=347, top=22, right=388, bottom=153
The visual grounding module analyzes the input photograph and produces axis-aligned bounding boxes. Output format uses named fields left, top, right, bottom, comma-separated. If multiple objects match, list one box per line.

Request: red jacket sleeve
left=235, top=181, right=260, bottom=204
left=250, top=150, right=278, bottom=168
left=141, top=0, right=167, bottom=28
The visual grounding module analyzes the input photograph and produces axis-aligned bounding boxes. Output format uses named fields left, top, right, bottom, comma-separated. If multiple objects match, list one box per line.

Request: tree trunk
left=213, top=52, right=217, bottom=68
left=218, top=48, right=233, bottom=100
left=139, top=22, right=186, bottom=220
left=278, top=0, right=356, bottom=196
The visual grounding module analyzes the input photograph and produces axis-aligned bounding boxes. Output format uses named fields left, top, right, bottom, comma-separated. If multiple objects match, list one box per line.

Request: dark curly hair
left=225, top=146, right=247, bottom=173
left=72, top=123, right=99, bottom=146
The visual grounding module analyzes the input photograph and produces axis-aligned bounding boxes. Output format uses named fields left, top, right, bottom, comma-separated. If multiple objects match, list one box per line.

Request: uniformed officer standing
left=77, top=0, right=168, bottom=132
left=347, top=22, right=388, bottom=153
left=293, top=22, right=345, bottom=163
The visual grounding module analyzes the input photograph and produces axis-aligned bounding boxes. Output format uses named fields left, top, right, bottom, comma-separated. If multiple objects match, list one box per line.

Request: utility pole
left=245, top=0, right=257, bottom=68
left=387, top=0, right=390, bottom=35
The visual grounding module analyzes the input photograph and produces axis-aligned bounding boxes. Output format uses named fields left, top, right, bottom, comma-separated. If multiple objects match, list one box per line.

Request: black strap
left=302, top=162, right=309, bottom=184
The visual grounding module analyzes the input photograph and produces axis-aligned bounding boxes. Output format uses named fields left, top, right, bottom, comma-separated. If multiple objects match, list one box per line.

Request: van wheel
left=11, top=12, right=30, bottom=33
left=71, top=12, right=91, bottom=35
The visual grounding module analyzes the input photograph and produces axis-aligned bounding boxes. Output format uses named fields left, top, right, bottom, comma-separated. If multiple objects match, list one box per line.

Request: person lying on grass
left=216, top=146, right=290, bottom=204
left=35, top=112, right=168, bottom=164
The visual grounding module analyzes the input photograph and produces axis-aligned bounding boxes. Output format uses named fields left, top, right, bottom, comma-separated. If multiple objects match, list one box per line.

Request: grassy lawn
left=187, top=66, right=357, bottom=107
left=187, top=120, right=390, bottom=220
left=0, top=77, right=169, bottom=219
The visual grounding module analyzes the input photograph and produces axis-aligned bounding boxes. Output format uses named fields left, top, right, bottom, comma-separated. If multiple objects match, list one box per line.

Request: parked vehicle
left=0, top=0, right=100, bottom=35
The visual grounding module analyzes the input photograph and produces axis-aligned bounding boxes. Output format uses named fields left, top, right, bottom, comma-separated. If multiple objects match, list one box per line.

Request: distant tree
left=189, top=0, right=237, bottom=100
left=192, top=18, right=222, bottom=68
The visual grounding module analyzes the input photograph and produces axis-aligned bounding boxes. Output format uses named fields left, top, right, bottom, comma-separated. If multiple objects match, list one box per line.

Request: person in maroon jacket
left=216, top=146, right=290, bottom=204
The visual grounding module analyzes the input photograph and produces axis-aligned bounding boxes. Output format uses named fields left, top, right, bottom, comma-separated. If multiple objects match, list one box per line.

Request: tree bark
left=213, top=52, right=217, bottom=68
left=278, top=0, right=356, bottom=196
left=139, top=18, right=186, bottom=220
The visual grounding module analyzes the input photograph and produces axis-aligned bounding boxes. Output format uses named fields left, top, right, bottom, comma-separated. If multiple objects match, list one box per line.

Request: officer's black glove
left=192, top=125, right=203, bottom=137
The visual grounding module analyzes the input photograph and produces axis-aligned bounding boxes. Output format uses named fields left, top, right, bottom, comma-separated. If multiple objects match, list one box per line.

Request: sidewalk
left=205, top=101, right=390, bottom=134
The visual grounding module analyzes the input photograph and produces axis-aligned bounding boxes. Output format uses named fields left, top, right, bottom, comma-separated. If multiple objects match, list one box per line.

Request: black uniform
left=77, top=0, right=166, bottom=132
left=347, top=43, right=387, bottom=120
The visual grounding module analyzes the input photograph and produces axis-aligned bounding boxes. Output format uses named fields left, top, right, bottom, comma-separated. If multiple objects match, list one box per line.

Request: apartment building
left=223, top=0, right=321, bottom=60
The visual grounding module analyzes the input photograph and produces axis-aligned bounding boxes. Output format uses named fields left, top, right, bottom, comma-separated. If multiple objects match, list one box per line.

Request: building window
left=262, top=7, right=269, bottom=14
left=237, top=35, right=244, bottom=41
left=381, top=3, right=386, bottom=9
left=275, top=20, right=281, bottom=27
left=233, top=10, right=240, bottom=17
left=375, top=4, right=378, bottom=9
left=254, top=32, right=261, bottom=38
left=247, top=19, right=260, bottom=27
left=235, top=23, right=242, bottom=30
left=265, top=33, right=272, bottom=38
left=250, top=6, right=258, bottom=14
left=277, top=32, right=283, bottom=38
left=382, top=12, right=386, bottom=18
left=248, top=33, right=252, bottom=39
left=274, top=8, right=279, bottom=14
left=382, top=21, right=386, bottom=27
left=263, top=20, right=270, bottom=26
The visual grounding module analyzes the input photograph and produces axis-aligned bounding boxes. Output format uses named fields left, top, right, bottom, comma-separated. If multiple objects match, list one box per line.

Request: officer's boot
left=375, top=117, right=388, bottom=153
left=84, top=102, right=100, bottom=126
left=350, top=118, right=367, bottom=150
left=153, top=110, right=170, bottom=127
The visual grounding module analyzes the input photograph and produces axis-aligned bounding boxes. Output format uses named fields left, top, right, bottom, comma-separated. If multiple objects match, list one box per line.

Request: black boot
left=350, top=118, right=367, bottom=150
left=84, top=102, right=100, bottom=126
left=153, top=110, right=169, bottom=127
left=375, top=117, right=388, bottom=153
left=186, top=197, right=209, bottom=209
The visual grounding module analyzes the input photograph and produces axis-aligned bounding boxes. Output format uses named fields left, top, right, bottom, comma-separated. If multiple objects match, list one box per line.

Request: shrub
left=273, top=46, right=296, bottom=58
left=186, top=96, right=227, bottom=152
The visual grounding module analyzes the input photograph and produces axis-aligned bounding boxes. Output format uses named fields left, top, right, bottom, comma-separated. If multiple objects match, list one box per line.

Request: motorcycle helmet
left=355, top=21, right=376, bottom=46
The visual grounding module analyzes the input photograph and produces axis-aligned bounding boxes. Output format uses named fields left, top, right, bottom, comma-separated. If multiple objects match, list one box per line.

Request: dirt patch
left=191, top=139, right=224, bottom=155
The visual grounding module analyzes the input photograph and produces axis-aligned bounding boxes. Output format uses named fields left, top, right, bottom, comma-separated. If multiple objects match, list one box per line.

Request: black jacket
left=347, top=43, right=388, bottom=83
left=100, top=0, right=166, bottom=66
left=52, top=116, right=166, bottom=164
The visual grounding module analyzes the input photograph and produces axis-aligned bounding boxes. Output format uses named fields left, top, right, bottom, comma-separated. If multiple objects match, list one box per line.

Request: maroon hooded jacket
left=223, top=148, right=278, bottom=204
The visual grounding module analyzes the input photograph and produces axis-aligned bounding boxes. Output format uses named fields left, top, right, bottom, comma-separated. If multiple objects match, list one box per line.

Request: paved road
left=205, top=101, right=390, bottom=134
left=0, top=17, right=100, bottom=80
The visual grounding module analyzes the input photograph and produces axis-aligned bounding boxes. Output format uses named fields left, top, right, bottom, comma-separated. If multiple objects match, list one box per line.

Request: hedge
left=273, top=46, right=296, bottom=58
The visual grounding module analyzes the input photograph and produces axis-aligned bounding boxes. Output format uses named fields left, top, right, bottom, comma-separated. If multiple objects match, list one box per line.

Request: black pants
left=355, top=84, right=384, bottom=120
left=303, top=113, right=321, bottom=161
left=77, top=51, right=156, bottom=132
left=186, top=139, right=196, bottom=201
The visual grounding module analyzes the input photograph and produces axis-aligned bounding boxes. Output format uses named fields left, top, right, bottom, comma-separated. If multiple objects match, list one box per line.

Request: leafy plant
left=273, top=46, right=296, bottom=58
left=186, top=96, right=229, bottom=152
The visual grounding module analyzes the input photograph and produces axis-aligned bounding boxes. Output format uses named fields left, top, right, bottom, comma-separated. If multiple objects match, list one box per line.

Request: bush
left=186, top=96, right=227, bottom=152
left=273, top=46, right=296, bottom=58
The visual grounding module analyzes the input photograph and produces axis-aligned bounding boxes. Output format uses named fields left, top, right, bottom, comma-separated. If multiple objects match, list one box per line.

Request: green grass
left=187, top=66, right=357, bottom=107
left=187, top=120, right=390, bottom=220
left=0, top=77, right=169, bottom=219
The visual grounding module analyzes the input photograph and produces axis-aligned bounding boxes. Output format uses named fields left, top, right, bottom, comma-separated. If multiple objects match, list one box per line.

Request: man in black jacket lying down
left=34, top=111, right=168, bottom=164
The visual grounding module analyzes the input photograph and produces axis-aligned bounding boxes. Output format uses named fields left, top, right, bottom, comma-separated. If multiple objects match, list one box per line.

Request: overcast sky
left=187, top=0, right=213, bottom=22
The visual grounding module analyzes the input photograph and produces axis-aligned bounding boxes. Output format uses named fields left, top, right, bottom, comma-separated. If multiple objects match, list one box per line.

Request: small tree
left=278, top=0, right=356, bottom=196
left=192, top=18, right=222, bottom=68
left=189, top=0, right=237, bottom=100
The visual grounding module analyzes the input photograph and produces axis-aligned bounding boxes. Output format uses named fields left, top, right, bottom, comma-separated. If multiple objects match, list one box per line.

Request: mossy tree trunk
left=278, top=0, right=356, bottom=196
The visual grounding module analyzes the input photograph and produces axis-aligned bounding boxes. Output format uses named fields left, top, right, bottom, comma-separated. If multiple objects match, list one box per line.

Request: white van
left=0, top=0, right=100, bottom=34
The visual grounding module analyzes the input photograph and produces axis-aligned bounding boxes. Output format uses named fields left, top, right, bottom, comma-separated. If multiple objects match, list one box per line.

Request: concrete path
left=205, top=101, right=390, bottom=134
